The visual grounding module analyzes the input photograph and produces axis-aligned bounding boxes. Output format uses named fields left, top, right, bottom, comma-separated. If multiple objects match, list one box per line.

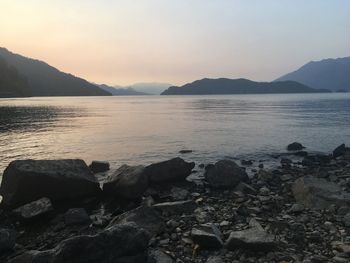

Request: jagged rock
left=9, top=223, right=149, bottom=263
left=191, top=223, right=223, bottom=249
left=102, top=165, right=148, bottom=199
left=109, top=206, right=165, bottom=237
left=204, top=160, right=248, bottom=189
left=292, top=176, right=350, bottom=209
left=225, top=227, right=277, bottom=251
left=287, top=142, right=304, bottom=151
left=153, top=200, right=197, bottom=215
left=144, top=158, right=195, bottom=184
left=13, top=197, right=53, bottom=219
left=0, top=159, right=100, bottom=208
left=89, top=161, right=110, bottom=173
left=148, top=250, right=174, bottom=263
left=0, top=228, right=16, bottom=253
left=64, top=208, right=91, bottom=225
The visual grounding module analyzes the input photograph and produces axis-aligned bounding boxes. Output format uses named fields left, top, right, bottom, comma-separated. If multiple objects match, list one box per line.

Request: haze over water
left=1, top=93, right=349, bottom=173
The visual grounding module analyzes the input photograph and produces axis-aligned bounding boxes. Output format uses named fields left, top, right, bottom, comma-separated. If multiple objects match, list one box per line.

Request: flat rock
left=225, top=227, right=277, bottom=251
left=64, top=208, right=91, bottom=225
left=292, top=176, right=350, bottom=209
left=144, top=158, right=195, bottom=184
left=191, top=223, right=223, bottom=249
left=9, top=223, right=149, bottom=263
left=13, top=197, right=53, bottom=219
left=204, top=160, right=248, bottom=189
left=89, top=161, right=110, bottom=173
left=102, top=165, right=148, bottom=199
left=0, top=159, right=100, bottom=208
left=153, top=200, right=197, bottom=215
left=109, top=206, right=165, bottom=237
left=0, top=228, right=16, bottom=253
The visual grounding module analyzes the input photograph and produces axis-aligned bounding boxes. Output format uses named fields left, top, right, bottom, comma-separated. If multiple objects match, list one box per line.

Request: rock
left=204, top=160, right=248, bottom=189
left=148, top=250, right=174, bottom=263
left=281, top=158, right=292, bottom=164
left=170, top=187, right=189, bottom=201
left=64, top=208, right=91, bottom=225
left=0, top=228, right=16, bottom=253
left=0, top=159, right=100, bottom=208
left=287, top=142, right=305, bottom=151
left=288, top=203, right=305, bottom=214
left=179, top=150, right=193, bottom=154
left=333, top=144, right=347, bottom=158
left=102, top=165, right=148, bottom=199
left=292, top=176, right=350, bottom=209
left=153, top=200, right=197, bottom=215
left=109, top=206, right=165, bottom=237
left=89, top=161, right=110, bottom=173
left=144, top=158, right=195, bottom=184
left=9, top=223, right=149, bottom=263
left=13, top=197, right=53, bottom=219
left=191, top=223, right=223, bottom=249
left=206, top=256, right=224, bottom=263
left=225, top=227, right=277, bottom=251
left=342, top=213, right=350, bottom=227
left=241, top=160, right=253, bottom=166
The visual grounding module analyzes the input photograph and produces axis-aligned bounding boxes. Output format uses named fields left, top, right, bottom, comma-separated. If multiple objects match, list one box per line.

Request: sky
left=0, top=0, right=349, bottom=86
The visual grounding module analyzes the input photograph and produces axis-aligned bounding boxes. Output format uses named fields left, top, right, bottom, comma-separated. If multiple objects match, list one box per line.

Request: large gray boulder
left=9, top=223, right=149, bottom=263
left=0, top=159, right=100, bottom=208
left=204, top=160, right=248, bottom=189
left=144, top=158, right=195, bottom=184
left=292, top=176, right=350, bottom=209
left=103, top=165, right=148, bottom=199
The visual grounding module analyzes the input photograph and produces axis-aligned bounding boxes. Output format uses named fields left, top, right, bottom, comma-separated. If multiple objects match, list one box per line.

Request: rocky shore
left=1, top=143, right=350, bottom=263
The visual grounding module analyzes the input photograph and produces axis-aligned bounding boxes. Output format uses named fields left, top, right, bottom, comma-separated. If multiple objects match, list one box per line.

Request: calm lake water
left=0, top=93, right=350, bottom=173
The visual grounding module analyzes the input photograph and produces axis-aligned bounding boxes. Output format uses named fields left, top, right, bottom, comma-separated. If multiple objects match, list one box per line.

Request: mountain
left=275, top=57, right=350, bottom=91
left=0, top=57, right=31, bottom=97
left=128, top=83, right=172, bottom=95
left=0, top=47, right=110, bottom=97
left=161, top=78, right=330, bottom=95
left=99, top=84, right=149, bottom=96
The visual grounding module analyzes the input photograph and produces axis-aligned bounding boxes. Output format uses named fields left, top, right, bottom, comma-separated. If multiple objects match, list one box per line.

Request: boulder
left=109, top=206, right=165, bottom=237
left=292, top=176, right=350, bottom=209
left=9, top=223, right=149, bottom=263
left=13, top=197, right=53, bottom=219
left=148, top=250, right=174, bottom=263
left=0, top=159, right=100, bottom=208
left=0, top=228, right=16, bottom=254
left=153, top=200, right=197, bottom=215
left=225, top=227, right=277, bottom=251
left=333, top=144, right=348, bottom=158
left=103, top=165, right=148, bottom=199
left=287, top=142, right=305, bottom=151
left=89, top=161, right=110, bottom=173
left=204, top=160, right=248, bottom=189
left=144, top=158, right=195, bottom=184
left=191, top=223, right=223, bottom=249
left=64, top=208, right=91, bottom=225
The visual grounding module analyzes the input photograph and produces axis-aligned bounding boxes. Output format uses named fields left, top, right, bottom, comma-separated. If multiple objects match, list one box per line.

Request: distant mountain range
left=0, top=47, right=110, bottom=97
left=161, top=78, right=330, bottom=95
left=275, top=57, right=350, bottom=92
left=99, top=84, right=149, bottom=96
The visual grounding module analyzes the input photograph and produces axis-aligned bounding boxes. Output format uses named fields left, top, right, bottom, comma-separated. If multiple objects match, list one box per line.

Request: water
left=0, top=93, right=350, bottom=173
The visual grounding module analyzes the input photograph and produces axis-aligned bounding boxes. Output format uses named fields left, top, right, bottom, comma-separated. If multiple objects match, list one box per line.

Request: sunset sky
left=1, top=0, right=349, bottom=86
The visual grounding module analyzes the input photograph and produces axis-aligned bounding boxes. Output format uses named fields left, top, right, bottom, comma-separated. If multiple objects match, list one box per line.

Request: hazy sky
left=1, top=0, right=349, bottom=86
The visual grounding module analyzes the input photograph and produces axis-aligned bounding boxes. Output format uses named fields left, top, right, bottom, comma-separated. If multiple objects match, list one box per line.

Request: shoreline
left=0, top=143, right=350, bottom=262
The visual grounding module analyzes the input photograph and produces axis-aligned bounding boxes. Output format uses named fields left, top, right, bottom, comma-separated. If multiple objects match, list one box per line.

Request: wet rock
left=0, top=228, right=16, bottom=254
left=204, top=160, right=248, bottom=189
left=0, top=159, right=100, bottom=208
left=144, top=158, right=195, bottom=184
left=9, top=223, right=149, bottom=263
left=103, top=165, right=148, bottom=199
left=191, top=223, right=223, bottom=249
left=148, top=250, right=174, bottom=263
left=89, top=161, right=110, bottom=173
left=225, top=227, right=277, bottom=251
left=287, top=142, right=305, bottom=151
left=13, top=197, right=53, bottom=219
left=109, top=206, right=165, bottom=237
left=292, top=176, right=350, bottom=209
left=64, top=208, right=91, bottom=226
left=153, top=200, right=197, bottom=215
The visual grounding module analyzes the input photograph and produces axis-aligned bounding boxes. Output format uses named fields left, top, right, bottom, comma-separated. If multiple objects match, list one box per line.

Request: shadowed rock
left=89, top=161, right=110, bottom=173
left=13, top=197, right=53, bottom=220
left=191, top=223, right=223, bottom=249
